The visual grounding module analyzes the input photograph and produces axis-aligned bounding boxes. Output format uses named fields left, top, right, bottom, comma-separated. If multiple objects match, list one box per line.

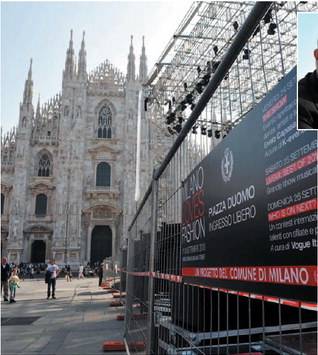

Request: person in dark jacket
left=298, top=48, right=318, bottom=129
left=98, top=262, right=104, bottom=287
left=1, top=257, right=11, bottom=301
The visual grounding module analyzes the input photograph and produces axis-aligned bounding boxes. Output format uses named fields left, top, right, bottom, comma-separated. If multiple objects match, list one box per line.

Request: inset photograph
left=297, top=12, right=318, bottom=130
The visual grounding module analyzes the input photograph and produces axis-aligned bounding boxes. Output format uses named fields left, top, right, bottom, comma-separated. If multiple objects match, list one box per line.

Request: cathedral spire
left=139, top=36, right=148, bottom=84
left=36, top=95, right=41, bottom=119
left=78, top=31, right=87, bottom=80
left=63, top=29, right=75, bottom=81
left=23, top=58, right=33, bottom=105
left=127, top=35, right=135, bottom=82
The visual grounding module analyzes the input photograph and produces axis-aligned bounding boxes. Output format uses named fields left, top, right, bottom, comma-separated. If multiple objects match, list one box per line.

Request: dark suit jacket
left=298, top=70, right=318, bottom=129
left=1, top=264, right=11, bottom=282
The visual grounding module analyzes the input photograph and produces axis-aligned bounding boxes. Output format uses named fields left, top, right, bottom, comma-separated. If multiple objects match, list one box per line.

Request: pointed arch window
left=21, top=117, right=27, bottom=128
left=98, top=105, right=112, bottom=138
left=1, top=193, right=4, bottom=215
left=96, top=162, right=111, bottom=187
left=35, top=194, right=47, bottom=216
left=38, top=154, right=51, bottom=177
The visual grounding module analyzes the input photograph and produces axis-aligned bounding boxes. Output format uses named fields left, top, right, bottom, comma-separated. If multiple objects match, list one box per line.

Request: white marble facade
left=1, top=32, right=164, bottom=266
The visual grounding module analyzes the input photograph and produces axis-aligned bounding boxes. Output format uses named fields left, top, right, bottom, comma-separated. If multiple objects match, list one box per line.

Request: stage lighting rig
left=186, top=92, right=194, bottom=104
left=167, top=126, right=175, bottom=135
left=173, top=124, right=182, bottom=133
left=144, top=97, right=149, bottom=111
left=243, top=49, right=251, bottom=60
left=166, top=112, right=176, bottom=125
left=206, top=61, right=212, bottom=74
left=267, top=23, right=277, bottom=35
left=178, top=100, right=187, bottom=112
left=195, top=82, right=203, bottom=94
left=232, top=21, right=239, bottom=32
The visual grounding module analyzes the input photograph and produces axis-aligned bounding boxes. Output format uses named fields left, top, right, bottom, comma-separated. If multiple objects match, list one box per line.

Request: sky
left=1, top=1, right=193, bottom=133
left=298, top=12, right=318, bottom=80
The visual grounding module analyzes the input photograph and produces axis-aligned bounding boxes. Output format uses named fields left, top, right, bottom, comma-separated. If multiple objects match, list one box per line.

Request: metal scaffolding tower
left=145, top=1, right=318, bottom=152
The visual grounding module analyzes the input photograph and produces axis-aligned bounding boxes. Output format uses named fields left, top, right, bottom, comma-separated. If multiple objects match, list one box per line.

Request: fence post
left=124, top=233, right=135, bottom=339
left=146, top=173, right=159, bottom=354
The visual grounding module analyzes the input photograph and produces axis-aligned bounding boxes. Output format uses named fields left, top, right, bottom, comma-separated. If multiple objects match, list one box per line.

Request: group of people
left=1, top=257, right=20, bottom=303
left=1, top=257, right=105, bottom=302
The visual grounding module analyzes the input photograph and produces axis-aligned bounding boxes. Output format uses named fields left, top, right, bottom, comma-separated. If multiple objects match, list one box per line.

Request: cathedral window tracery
left=98, top=105, right=112, bottom=138
left=38, top=153, right=51, bottom=177
left=35, top=194, right=47, bottom=216
left=96, top=162, right=111, bottom=187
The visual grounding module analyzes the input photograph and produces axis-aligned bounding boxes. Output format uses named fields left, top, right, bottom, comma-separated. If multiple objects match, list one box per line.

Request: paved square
left=1, top=277, right=126, bottom=355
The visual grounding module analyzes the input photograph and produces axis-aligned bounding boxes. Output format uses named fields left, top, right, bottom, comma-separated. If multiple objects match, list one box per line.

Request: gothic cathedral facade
left=1, top=31, right=160, bottom=266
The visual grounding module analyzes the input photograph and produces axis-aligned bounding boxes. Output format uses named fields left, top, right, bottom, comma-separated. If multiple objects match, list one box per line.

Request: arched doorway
left=90, top=226, right=112, bottom=264
left=31, top=240, right=46, bottom=263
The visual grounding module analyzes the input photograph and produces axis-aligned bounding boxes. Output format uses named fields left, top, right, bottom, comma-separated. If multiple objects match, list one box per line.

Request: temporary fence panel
left=124, top=2, right=318, bottom=354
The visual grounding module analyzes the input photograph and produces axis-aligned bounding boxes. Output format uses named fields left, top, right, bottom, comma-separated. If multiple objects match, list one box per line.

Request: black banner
left=181, top=67, right=317, bottom=302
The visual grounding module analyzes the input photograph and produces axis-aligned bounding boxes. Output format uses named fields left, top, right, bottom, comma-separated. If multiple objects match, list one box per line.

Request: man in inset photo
left=297, top=12, right=318, bottom=130
left=298, top=47, right=318, bottom=129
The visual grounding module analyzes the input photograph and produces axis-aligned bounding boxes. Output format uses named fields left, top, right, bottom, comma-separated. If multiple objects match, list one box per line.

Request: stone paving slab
left=1, top=278, right=126, bottom=355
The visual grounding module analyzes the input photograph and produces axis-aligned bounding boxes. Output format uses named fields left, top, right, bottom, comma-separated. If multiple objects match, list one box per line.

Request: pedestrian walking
left=8, top=268, right=20, bottom=303
left=46, top=259, right=60, bottom=300
left=65, top=265, right=72, bottom=282
left=30, top=264, right=34, bottom=279
left=98, top=262, right=104, bottom=287
left=1, top=257, right=11, bottom=302
left=78, top=264, right=84, bottom=279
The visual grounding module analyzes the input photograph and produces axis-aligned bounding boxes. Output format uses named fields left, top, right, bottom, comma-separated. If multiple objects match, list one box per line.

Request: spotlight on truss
left=195, top=82, right=203, bottom=94
left=267, top=23, right=277, bottom=35
left=186, top=93, right=193, bottom=104
left=167, top=126, right=175, bottom=135
left=243, top=49, right=251, bottom=60
left=166, top=112, right=176, bottom=125
left=173, top=124, right=182, bottom=133
left=179, top=100, right=187, bottom=112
